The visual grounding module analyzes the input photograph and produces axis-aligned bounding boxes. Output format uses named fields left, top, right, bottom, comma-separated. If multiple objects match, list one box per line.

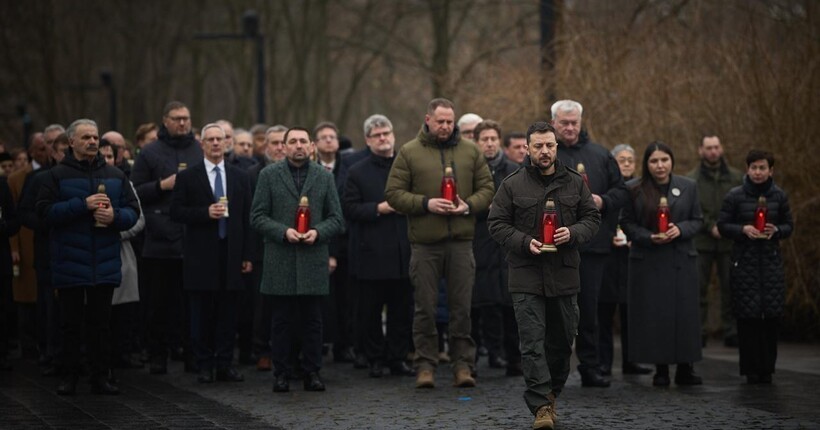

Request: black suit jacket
left=170, top=161, right=253, bottom=291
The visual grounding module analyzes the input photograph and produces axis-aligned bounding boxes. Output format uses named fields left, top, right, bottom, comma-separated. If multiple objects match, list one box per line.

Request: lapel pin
left=671, top=187, right=681, bottom=197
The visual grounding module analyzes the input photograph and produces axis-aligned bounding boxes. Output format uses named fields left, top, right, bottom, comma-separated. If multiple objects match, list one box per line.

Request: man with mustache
left=37, top=119, right=140, bottom=395
left=488, top=121, right=600, bottom=430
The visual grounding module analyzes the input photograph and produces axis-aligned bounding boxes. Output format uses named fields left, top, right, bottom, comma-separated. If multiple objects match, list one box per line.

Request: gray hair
left=200, top=123, right=226, bottom=138
left=44, top=124, right=65, bottom=135
left=363, top=114, right=393, bottom=137
left=66, top=119, right=97, bottom=138
left=550, top=100, right=583, bottom=119
left=611, top=144, right=635, bottom=157
left=457, top=113, right=483, bottom=128
left=266, top=124, right=288, bottom=135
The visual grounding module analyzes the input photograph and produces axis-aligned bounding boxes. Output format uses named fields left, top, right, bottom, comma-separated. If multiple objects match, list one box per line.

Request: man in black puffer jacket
left=717, top=149, right=793, bottom=384
left=551, top=100, right=629, bottom=387
left=131, top=101, right=203, bottom=374
left=37, top=119, right=140, bottom=396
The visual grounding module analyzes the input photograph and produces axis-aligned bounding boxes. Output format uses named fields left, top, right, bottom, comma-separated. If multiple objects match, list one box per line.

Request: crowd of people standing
left=0, top=98, right=793, bottom=430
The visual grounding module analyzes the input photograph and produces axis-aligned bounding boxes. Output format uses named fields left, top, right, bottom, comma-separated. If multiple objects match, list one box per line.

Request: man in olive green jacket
left=488, top=122, right=599, bottom=430
left=384, top=98, right=494, bottom=389
left=686, top=134, right=743, bottom=347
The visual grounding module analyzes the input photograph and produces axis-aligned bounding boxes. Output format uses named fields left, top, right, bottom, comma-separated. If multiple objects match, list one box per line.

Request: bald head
left=102, top=131, right=126, bottom=163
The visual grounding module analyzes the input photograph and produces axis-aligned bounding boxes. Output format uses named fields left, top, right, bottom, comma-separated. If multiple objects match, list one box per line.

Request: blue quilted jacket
left=36, top=152, right=140, bottom=288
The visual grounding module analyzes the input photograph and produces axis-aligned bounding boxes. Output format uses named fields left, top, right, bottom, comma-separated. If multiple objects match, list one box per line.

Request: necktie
left=213, top=166, right=227, bottom=239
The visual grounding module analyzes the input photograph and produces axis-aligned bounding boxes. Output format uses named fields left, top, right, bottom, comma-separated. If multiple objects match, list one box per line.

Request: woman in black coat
left=621, top=142, right=703, bottom=387
left=717, top=150, right=793, bottom=384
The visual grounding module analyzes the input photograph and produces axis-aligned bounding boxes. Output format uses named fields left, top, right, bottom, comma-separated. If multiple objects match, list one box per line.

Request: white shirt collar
left=204, top=158, right=225, bottom=172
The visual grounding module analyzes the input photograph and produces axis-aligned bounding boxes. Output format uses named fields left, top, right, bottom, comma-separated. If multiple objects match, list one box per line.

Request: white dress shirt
left=203, top=158, right=227, bottom=197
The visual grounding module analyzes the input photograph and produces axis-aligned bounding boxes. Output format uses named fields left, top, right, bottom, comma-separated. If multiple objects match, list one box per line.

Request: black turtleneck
left=287, top=160, right=309, bottom=192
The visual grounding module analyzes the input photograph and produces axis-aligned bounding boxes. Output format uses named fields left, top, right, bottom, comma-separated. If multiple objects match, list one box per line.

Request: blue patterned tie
left=213, top=166, right=227, bottom=239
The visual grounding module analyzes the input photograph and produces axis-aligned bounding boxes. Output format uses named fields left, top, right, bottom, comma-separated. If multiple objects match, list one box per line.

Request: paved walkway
left=2, top=340, right=819, bottom=429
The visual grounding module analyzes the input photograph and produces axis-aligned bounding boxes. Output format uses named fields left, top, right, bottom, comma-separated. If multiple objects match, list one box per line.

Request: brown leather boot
left=533, top=403, right=556, bottom=429
left=453, top=368, right=476, bottom=387
left=415, top=369, right=435, bottom=388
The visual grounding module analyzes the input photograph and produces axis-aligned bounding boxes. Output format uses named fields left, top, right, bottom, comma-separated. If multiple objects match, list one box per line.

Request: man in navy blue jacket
left=37, top=119, right=139, bottom=396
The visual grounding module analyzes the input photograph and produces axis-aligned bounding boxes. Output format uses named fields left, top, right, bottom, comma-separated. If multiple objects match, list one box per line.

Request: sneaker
left=453, top=368, right=476, bottom=388
left=533, top=404, right=555, bottom=429
left=415, top=369, right=435, bottom=389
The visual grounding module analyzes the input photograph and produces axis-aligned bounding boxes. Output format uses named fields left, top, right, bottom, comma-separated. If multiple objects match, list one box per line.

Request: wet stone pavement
left=2, top=342, right=819, bottom=429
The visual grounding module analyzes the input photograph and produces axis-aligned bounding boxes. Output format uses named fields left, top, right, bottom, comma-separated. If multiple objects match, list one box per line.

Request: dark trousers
left=143, top=258, right=185, bottom=360
left=17, top=303, right=37, bottom=357
left=512, top=293, right=578, bottom=415
left=471, top=305, right=504, bottom=358
left=270, top=295, right=323, bottom=377
left=37, top=278, right=60, bottom=361
left=249, top=263, right=272, bottom=357
left=0, top=275, right=12, bottom=358
left=598, top=302, right=630, bottom=372
left=236, top=287, right=254, bottom=360
left=737, top=318, right=779, bottom=376
left=324, top=258, right=352, bottom=353
left=59, top=285, right=115, bottom=377
left=110, top=302, right=140, bottom=361
left=697, top=250, right=735, bottom=338
left=188, top=290, right=240, bottom=371
left=576, top=253, right=607, bottom=372
left=503, top=305, right=521, bottom=366
left=360, top=278, right=413, bottom=364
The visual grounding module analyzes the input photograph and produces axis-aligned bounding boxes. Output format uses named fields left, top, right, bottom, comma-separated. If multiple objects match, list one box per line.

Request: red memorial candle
left=440, top=166, right=457, bottom=205
left=295, top=196, right=311, bottom=234
left=754, top=196, right=768, bottom=233
left=657, top=196, right=670, bottom=235
left=576, top=163, right=590, bottom=188
left=540, top=199, right=558, bottom=252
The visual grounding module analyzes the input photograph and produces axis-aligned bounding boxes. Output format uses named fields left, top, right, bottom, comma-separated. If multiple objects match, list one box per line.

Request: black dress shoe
left=303, top=372, right=326, bottom=391
left=758, top=373, right=772, bottom=384
left=674, top=364, right=703, bottom=386
left=599, top=366, right=612, bottom=376
left=389, top=361, right=416, bottom=377
left=216, top=367, right=244, bottom=382
left=369, top=363, right=384, bottom=378
left=90, top=377, right=120, bottom=395
left=353, top=353, right=369, bottom=370
left=56, top=375, right=78, bottom=395
left=0, top=357, right=12, bottom=371
left=273, top=374, right=290, bottom=392
left=488, top=355, right=508, bottom=369
left=580, top=369, right=611, bottom=387
left=197, top=369, right=215, bottom=383
left=724, top=335, right=739, bottom=348
left=333, top=347, right=355, bottom=363
left=505, top=362, right=523, bottom=377
left=184, top=357, right=199, bottom=374
left=746, top=374, right=760, bottom=384
left=622, top=363, right=653, bottom=375
left=149, top=358, right=167, bottom=375
left=653, top=373, right=671, bottom=386
left=41, top=365, right=59, bottom=377
left=169, top=347, right=185, bottom=362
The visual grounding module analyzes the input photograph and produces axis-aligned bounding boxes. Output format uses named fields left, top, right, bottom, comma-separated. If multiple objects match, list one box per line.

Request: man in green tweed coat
left=251, top=126, right=344, bottom=393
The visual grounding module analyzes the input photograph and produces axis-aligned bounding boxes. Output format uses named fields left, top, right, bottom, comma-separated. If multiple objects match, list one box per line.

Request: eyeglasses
left=616, top=157, right=635, bottom=164
left=167, top=116, right=190, bottom=122
left=368, top=131, right=392, bottom=139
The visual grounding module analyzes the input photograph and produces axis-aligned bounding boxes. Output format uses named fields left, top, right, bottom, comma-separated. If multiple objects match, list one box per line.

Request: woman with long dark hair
left=621, top=142, right=704, bottom=386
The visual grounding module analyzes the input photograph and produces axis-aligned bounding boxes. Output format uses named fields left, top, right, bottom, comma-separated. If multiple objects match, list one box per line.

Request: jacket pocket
left=558, top=194, right=580, bottom=226
left=513, top=196, right=539, bottom=231
left=562, top=251, right=580, bottom=268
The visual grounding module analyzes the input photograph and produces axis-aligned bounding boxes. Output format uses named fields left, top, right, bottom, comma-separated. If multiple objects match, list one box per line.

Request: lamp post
left=195, top=9, right=266, bottom=124
left=100, top=71, right=117, bottom=131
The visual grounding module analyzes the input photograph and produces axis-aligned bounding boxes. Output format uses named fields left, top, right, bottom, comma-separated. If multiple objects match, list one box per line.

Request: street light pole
left=100, top=71, right=117, bottom=131
left=195, top=10, right=266, bottom=124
